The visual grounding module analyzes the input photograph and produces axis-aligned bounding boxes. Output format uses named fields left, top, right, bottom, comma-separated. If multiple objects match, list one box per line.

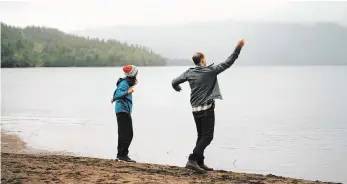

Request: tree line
left=1, top=23, right=167, bottom=67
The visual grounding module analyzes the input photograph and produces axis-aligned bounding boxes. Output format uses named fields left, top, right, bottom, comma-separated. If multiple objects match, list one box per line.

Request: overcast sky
left=1, top=0, right=346, bottom=31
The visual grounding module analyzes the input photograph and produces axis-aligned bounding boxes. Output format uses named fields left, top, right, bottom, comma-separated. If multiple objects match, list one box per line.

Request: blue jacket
left=113, top=78, right=133, bottom=114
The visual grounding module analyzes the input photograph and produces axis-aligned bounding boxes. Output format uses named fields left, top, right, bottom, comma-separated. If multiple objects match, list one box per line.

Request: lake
left=1, top=66, right=347, bottom=183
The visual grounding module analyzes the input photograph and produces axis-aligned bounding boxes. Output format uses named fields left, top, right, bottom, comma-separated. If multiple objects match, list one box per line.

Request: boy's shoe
left=116, top=155, right=136, bottom=163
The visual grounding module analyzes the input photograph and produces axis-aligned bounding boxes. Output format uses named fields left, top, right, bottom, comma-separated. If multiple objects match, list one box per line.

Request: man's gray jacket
left=172, top=46, right=242, bottom=107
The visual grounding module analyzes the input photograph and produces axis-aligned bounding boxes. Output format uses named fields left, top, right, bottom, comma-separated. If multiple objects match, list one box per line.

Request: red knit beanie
left=122, top=65, right=138, bottom=77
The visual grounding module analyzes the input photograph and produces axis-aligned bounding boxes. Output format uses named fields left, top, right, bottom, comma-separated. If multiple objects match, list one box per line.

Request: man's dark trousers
left=188, top=103, right=215, bottom=165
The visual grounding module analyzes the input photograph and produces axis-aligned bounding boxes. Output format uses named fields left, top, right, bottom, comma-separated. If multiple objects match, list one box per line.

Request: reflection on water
left=1, top=66, right=347, bottom=183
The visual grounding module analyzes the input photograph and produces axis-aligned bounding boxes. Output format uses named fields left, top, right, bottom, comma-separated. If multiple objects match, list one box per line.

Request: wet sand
left=1, top=132, right=338, bottom=184
left=1, top=132, right=27, bottom=153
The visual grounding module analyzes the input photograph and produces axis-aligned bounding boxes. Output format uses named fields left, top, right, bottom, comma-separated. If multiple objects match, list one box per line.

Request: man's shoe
left=117, top=156, right=136, bottom=163
left=198, top=164, right=213, bottom=171
left=185, top=160, right=206, bottom=174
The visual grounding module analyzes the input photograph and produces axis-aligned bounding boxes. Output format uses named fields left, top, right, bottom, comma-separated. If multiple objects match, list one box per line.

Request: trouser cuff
left=188, top=154, right=204, bottom=162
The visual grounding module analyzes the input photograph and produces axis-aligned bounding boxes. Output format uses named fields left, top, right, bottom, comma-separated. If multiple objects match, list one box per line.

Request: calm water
left=1, top=66, right=347, bottom=183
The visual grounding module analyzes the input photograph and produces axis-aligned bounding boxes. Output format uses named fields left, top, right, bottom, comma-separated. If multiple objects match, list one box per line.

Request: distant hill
left=166, top=58, right=192, bottom=66
left=1, top=23, right=166, bottom=67
left=74, top=20, right=347, bottom=65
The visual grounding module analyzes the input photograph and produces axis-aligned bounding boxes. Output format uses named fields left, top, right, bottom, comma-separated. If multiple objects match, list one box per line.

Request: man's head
left=192, top=52, right=207, bottom=66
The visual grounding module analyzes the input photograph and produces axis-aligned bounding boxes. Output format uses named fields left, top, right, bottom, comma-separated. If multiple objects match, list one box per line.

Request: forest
left=1, top=23, right=167, bottom=67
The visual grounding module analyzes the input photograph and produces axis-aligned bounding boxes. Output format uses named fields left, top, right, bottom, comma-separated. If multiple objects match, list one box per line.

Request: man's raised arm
left=213, top=39, right=245, bottom=75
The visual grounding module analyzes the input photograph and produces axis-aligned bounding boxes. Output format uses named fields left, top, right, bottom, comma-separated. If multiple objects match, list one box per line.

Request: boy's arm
left=112, top=82, right=130, bottom=102
left=212, top=40, right=245, bottom=75
left=172, top=70, right=188, bottom=92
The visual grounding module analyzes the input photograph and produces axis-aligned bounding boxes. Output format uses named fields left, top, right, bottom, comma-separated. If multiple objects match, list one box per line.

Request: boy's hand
left=237, top=39, right=245, bottom=48
left=128, top=87, right=134, bottom=94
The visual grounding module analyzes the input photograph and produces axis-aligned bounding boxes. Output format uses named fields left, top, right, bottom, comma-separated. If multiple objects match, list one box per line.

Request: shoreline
left=1, top=132, right=339, bottom=184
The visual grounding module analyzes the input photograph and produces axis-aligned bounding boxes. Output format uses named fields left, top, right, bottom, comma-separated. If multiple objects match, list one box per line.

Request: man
left=111, top=65, right=138, bottom=163
left=171, top=39, right=245, bottom=173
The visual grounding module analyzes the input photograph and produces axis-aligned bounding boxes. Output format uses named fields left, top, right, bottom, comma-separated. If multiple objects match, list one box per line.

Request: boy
left=111, top=65, right=138, bottom=162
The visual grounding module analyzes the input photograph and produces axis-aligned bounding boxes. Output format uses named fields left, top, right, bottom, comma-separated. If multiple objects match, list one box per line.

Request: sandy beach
left=1, top=132, right=339, bottom=184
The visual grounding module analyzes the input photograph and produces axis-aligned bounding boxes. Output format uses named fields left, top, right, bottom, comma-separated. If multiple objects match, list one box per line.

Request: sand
left=1, top=132, right=339, bottom=184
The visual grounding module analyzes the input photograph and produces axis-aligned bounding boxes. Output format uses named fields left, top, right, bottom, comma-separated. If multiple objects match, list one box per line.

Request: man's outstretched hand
left=174, top=85, right=182, bottom=92
left=237, top=39, right=245, bottom=48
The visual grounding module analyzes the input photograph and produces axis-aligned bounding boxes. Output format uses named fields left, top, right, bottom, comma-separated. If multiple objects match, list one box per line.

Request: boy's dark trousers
left=188, top=103, right=215, bottom=165
left=116, top=112, right=133, bottom=157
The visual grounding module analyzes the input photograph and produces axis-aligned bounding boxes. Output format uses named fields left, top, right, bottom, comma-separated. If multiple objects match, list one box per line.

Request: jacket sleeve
left=113, top=82, right=129, bottom=100
left=172, top=70, right=188, bottom=91
left=212, top=46, right=242, bottom=75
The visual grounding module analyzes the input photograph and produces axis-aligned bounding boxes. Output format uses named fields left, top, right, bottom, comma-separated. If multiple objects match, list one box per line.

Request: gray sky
left=1, top=0, right=346, bottom=31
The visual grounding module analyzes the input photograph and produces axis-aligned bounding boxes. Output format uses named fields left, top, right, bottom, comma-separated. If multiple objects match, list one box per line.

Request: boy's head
left=123, top=65, right=138, bottom=78
left=192, top=52, right=207, bottom=66
left=122, top=65, right=138, bottom=87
